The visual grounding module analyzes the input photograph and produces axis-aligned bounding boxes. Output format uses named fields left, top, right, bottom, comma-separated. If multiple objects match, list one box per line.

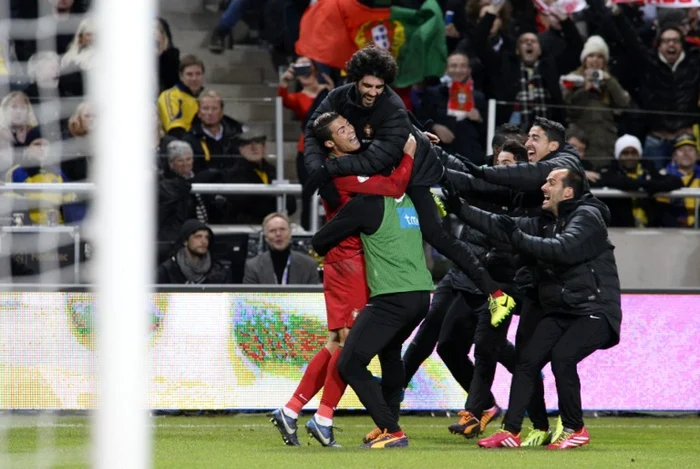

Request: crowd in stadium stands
left=1, top=0, right=700, bottom=283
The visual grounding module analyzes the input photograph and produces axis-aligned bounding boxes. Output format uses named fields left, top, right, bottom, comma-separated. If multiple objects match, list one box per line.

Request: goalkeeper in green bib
left=312, top=192, right=434, bottom=449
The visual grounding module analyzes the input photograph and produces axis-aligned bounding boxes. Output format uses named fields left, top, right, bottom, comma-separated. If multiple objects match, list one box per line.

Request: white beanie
left=614, top=134, right=642, bottom=160
left=580, top=35, right=610, bottom=64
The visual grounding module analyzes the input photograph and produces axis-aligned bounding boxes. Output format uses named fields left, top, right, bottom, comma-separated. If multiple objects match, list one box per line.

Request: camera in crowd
left=559, top=69, right=604, bottom=91
left=292, top=63, right=313, bottom=78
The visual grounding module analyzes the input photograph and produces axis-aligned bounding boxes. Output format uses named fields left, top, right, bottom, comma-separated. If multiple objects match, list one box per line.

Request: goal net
left=1, top=0, right=153, bottom=467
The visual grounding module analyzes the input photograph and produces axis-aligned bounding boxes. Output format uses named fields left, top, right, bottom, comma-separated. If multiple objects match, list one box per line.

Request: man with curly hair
left=303, top=45, right=517, bottom=336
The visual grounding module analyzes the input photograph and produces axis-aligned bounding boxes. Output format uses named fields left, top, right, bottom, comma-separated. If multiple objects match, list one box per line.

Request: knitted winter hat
left=614, top=134, right=642, bottom=160
left=580, top=35, right=610, bottom=64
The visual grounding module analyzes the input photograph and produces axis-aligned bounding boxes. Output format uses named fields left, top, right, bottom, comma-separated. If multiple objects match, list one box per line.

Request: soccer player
left=449, top=168, right=622, bottom=449
left=311, top=190, right=434, bottom=449
left=303, top=45, right=516, bottom=328
left=270, top=113, right=416, bottom=447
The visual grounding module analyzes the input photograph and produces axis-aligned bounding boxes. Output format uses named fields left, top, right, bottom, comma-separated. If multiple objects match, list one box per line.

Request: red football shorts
left=323, top=254, right=370, bottom=331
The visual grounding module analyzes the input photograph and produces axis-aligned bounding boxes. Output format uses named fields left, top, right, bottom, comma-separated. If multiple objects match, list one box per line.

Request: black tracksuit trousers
left=503, top=313, right=612, bottom=434
left=337, top=291, right=431, bottom=433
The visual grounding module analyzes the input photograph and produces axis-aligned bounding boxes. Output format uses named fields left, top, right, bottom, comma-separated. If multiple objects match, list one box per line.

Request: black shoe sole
left=269, top=415, right=300, bottom=446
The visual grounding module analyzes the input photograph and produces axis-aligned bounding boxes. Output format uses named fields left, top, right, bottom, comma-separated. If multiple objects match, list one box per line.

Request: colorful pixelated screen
left=0, top=292, right=698, bottom=411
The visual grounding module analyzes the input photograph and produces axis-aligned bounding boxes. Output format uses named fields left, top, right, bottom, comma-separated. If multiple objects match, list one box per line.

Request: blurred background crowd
left=1, top=0, right=699, bottom=285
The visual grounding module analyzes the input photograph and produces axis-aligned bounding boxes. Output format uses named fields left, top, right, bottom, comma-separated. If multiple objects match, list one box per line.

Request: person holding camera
left=278, top=57, right=334, bottom=230
left=560, top=35, right=630, bottom=171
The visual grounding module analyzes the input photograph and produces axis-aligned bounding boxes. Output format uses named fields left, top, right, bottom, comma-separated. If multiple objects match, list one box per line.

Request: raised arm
left=325, top=107, right=410, bottom=177
left=334, top=152, right=414, bottom=198
left=510, top=207, right=609, bottom=265
left=446, top=169, right=516, bottom=207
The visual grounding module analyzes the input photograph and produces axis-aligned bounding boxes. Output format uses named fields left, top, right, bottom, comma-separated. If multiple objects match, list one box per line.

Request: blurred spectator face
left=180, top=65, right=204, bottom=94
left=517, top=33, right=541, bottom=65
left=6, top=95, right=30, bottom=127
left=169, top=152, right=194, bottom=177
left=325, top=117, right=360, bottom=153
left=583, top=52, right=606, bottom=71
left=525, top=126, right=558, bottom=162
left=33, top=54, right=60, bottom=88
left=198, top=97, right=223, bottom=128
left=496, top=151, right=516, bottom=166
left=185, top=229, right=210, bottom=257
left=80, top=29, right=94, bottom=48
left=659, top=29, right=683, bottom=65
left=568, top=137, right=586, bottom=159
left=156, top=22, right=169, bottom=54
left=240, top=140, right=266, bottom=164
left=294, top=57, right=317, bottom=87
left=24, top=138, right=50, bottom=166
left=446, top=53, right=471, bottom=83
left=673, top=144, right=699, bottom=171
left=264, top=216, right=292, bottom=251
left=79, top=104, right=95, bottom=133
left=357, top=75, right=385, bottom=108
left=618, top=146, right=641, bottom=171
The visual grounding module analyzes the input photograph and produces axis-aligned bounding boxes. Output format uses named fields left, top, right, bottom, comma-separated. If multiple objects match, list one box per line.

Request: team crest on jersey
left=363, top=124, right=374, bottom=139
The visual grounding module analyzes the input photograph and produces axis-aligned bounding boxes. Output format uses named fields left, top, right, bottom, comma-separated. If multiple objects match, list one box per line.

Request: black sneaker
left=209, top=29, right=228, bottom=54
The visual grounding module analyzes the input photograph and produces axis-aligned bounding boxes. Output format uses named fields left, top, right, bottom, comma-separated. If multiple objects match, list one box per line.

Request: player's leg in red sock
left=283, top=342, right=333, bottom=418
left=315, top=328, right=349, bottom=425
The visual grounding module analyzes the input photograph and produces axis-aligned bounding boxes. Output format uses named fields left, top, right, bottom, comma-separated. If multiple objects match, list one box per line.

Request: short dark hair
left=565, top=125, right=588, bottom=148
left=493, top=123, right=525, bottom=149
left=345, top=45, right=398, bottom=84
left=533, top=117, right=565, bottom=149
left=312, top=112, right=340, bottom=145
left=557, top=167, right=585, bottom=199
left=179, top=54, right=205, bottom=74
left=500, top=140, right=529, bottom=163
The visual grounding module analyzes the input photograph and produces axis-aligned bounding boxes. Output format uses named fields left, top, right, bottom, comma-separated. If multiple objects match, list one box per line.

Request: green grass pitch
left=3, top=414, right=699, bottom=468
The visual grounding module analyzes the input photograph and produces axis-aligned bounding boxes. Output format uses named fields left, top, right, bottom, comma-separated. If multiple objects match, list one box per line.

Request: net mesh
left=1, top=0, right=95, bottom=466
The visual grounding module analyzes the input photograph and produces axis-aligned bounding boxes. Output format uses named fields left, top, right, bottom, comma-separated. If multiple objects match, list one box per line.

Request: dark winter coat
left=614, top=12, right=700, bottom=133
left=457, top=194, right=621, bottom=348
left=303, top=83, right=444, bottom=188
left=185, top=115, right=245, bottom=172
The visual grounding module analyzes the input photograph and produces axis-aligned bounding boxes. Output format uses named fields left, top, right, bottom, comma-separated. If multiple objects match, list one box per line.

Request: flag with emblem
left=295, top=0, right=447, bottom=87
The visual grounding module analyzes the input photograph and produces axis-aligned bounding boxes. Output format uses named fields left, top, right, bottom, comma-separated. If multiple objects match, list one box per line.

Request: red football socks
left=316, top=348, right=347, bottom=421
left=491, top=289, right=504, bottom=298
left=285, top=347, right=331, bottom=415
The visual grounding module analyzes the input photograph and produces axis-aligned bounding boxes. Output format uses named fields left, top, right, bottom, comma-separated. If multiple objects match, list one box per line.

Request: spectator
left=561, top=35, right=629, bottom=170
left=474, top=1, right=573, bottom=128
left=23, top=51, right=84, bottom=105
left=157, top=18, right=180, bottom=93
left=157, top=140, right=225, bottom=245
left=596, top=134, right=682, bottom=227
left=184, top=89, right=244, bottom=173
left=243, top=212, right=319, bottom=284
left=0, top=91, right=38, bottom=147
left=157, top=54, right=205, bottom=138
left=10, top=0, right=87, bottom=62
left=60, top=17, right=95, bottom=73
left=417, top=51, right=487, bottom=165
left=657, top=134, right=700, bottom=227
left=4, top=135, right=82, bottom=224
left=222, top=128, right=296, bottom=224
left=157, top=219, right=230, bottom=284
left=61, top=102, right=93, bottom=181
left=208, top=0, right=258, bottom=53
left=613, top=10, right=700, bottom=167
left=278, top=56, right=333, bottom=229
